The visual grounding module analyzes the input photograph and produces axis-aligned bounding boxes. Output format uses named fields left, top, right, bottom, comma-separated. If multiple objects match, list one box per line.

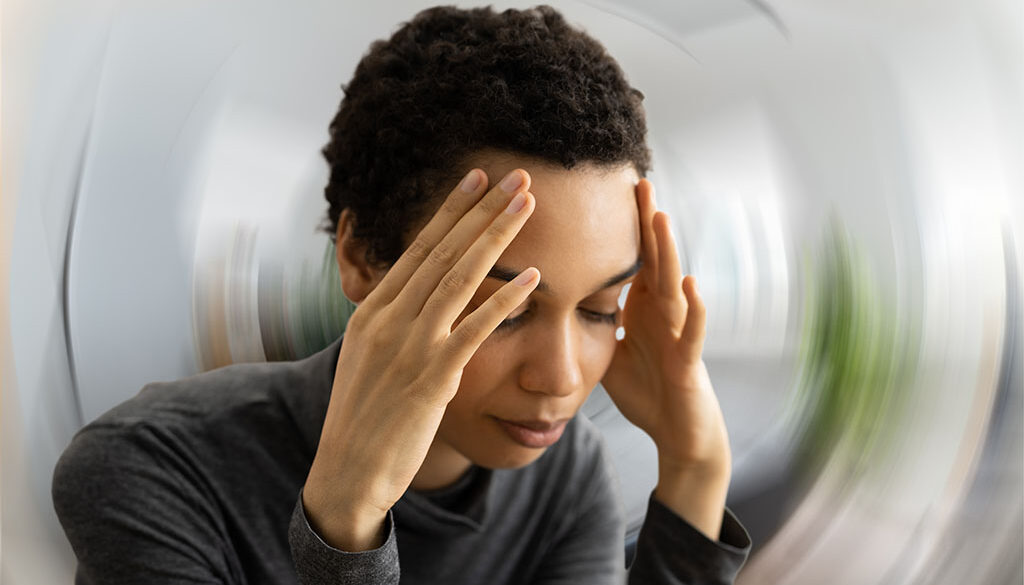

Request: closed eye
left=495, top=308, right=531, bottom=332
left=494, top=306, right=619, bottom=332
left=579, top=309, right=619, bottom=326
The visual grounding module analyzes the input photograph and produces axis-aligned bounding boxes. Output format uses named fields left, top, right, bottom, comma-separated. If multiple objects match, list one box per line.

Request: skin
left=302, top=152, right=732, bottom=554
left=414, top=154, right=640, bottom=482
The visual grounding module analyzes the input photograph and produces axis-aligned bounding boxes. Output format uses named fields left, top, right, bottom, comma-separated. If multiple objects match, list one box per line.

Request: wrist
left=654, top=456, right=731, bottom=541
left=657, top=449, right=731, bottom=483
left=302, top=476, right=388, bottom=552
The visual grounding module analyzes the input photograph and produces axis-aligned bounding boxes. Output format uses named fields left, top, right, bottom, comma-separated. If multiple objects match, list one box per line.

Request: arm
left=527, top=426, right=749, bottom=585
left=295, top=169, right=540, bottom=574
left=52, top=425, right=237, bottom=585
left=53, top=169, right=538, bottom=585
left=602, top=179, right=751, bottom=582
left=288, top=492, right=400, bottom=585
left=629, top=496, right=750, bottom=585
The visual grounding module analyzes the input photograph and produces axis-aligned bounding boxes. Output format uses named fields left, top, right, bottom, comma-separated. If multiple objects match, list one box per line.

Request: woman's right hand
left=301, top=168, right=539, bottom=552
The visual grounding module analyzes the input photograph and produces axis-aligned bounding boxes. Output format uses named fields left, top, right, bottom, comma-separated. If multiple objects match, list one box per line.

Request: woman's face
left=431, top=153, right=641, bottom=472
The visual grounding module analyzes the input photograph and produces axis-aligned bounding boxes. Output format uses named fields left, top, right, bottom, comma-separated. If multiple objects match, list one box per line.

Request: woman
left=54, top=5, right=750, bottom=584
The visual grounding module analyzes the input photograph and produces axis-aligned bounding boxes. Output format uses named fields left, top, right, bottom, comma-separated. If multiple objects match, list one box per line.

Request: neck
left=409, top=438, right=473, bottom=491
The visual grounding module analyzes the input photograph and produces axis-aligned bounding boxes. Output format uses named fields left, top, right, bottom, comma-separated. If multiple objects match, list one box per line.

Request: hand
left=302, top=168, right=540, bottom=551
left=601, top=179, right=731, bottom=538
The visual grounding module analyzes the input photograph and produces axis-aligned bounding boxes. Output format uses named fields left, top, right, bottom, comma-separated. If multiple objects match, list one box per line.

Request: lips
left=494, top=417, right=569, bottom=448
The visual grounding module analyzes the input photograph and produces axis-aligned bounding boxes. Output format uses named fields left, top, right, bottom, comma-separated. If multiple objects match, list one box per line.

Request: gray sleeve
left=288, top=492, right=400, bottom=585
left=628, top=495, right=751, bottom=585
left=530, top=478, right=750, bottom=585
left=52, top=425, right=238, bottom=584
left=530, top=417, right=750, bottom=585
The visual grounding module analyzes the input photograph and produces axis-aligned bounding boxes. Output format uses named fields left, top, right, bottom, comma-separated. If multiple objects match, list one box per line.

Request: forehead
left=470, top=153, right=641, bottom=295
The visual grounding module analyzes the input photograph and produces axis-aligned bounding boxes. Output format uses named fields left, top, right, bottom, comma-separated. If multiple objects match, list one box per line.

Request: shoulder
left=114, top=352, right=330, bottom=427
left=53, top=340, right=340, bottom=506
left=76, top=339, right=338, bottom=440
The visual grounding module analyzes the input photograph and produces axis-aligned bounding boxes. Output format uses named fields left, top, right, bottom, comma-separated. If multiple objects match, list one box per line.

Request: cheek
left=453, top=320, right=620, bottom=404
left=582, top=328, right=619, bottom=383
left=450, top=338, right=510, bottom=408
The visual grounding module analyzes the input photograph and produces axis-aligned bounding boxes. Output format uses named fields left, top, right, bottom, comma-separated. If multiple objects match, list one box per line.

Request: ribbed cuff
left=288, top=490, right=400, bottom=585
left=629, top=493, right=751, bottom=584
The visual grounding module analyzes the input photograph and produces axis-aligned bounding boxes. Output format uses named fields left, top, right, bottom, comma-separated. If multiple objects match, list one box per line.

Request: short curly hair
left=322, top=4, right=651, bottom=266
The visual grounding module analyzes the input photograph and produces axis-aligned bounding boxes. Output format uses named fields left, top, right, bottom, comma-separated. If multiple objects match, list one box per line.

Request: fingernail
left=512, top=268, right=538, bottom=286
left=504, top=192, right=527, bottom=214
left=460, top=169, right=482, bottom=193
left=499, top=170, right=524, bottom=193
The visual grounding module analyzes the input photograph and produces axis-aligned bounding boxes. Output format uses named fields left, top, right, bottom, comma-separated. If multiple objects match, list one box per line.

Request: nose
left=517, top=317, right=584, bottom=397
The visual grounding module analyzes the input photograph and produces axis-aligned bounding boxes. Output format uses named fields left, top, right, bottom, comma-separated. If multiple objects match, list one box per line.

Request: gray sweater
left=53, top=338, right=750, bottom=584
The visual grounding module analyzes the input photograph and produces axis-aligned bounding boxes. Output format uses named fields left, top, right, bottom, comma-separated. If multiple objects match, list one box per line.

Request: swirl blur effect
left=3, top=0, right=1020, bottom=583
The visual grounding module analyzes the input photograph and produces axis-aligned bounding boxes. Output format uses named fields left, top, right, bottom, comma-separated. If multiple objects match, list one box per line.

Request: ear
left=335, top=209, right=385, bottom=303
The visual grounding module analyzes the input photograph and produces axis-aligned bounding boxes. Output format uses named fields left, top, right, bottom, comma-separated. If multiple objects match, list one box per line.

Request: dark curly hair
left=322, top=4, right=651, bottom=266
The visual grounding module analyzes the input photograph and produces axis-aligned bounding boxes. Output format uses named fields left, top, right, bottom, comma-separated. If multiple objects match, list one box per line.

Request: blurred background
left=2, top=0, right=1021, bottom=583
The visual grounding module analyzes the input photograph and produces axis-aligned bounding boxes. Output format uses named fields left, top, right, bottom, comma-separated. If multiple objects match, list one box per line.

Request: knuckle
left=352, top=310, right=384, bottom=337
left=483, top=220, right=511, bottom=241
left=367, top=331, right=391, bottom=352
left=438, top=269, right=467, bottom=294
left=446, top=320, right=478, bottom=352
left=478, top=187, right=513, bottom=215
left=349, top=294, right=374, bottom=316
left=498, top=291, right=528, bottom=315
left=404, top=238, right=431, bottom=263
left=499, top=285, right=524, bottom=306
left=427, top=242, right=458, bottom=268
left=346, top=304, right=377, bottom=329
left=439, top=196, right=462, bottom=216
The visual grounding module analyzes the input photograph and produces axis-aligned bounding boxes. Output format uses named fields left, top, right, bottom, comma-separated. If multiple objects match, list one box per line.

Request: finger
left=635, top=179, right=659, bottom=292
left=370, top=168, right=489, bottom=305
left=679, top=275, right=707, bottom=362
left=419, top=190, right=536, bottom=327
left=443, top=267, right=541, bottom=369
left=397, top=169, right=531, bottom=319
left=652, top=211, right=684, bottom=298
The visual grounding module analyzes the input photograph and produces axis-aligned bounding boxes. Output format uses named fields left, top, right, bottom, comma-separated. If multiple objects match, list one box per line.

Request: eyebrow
left=486, top=258, right=642, bottom=295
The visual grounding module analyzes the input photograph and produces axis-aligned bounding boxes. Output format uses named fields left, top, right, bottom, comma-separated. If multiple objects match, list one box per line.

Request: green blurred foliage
left=794, top=219, right=919, bottom=481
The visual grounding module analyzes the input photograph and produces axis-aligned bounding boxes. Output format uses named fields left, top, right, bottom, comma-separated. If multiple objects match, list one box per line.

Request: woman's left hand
left=601, top=179, right=731, bottom=539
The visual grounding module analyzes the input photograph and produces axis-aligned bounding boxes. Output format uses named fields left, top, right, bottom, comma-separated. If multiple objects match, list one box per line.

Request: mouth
left=493, top=417, right=570, bottom=449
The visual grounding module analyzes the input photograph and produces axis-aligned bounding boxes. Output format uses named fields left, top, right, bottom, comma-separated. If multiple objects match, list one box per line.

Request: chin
left=440, top=416, right=565, bottom=469
left=470, top=446, right=549, bottom=470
